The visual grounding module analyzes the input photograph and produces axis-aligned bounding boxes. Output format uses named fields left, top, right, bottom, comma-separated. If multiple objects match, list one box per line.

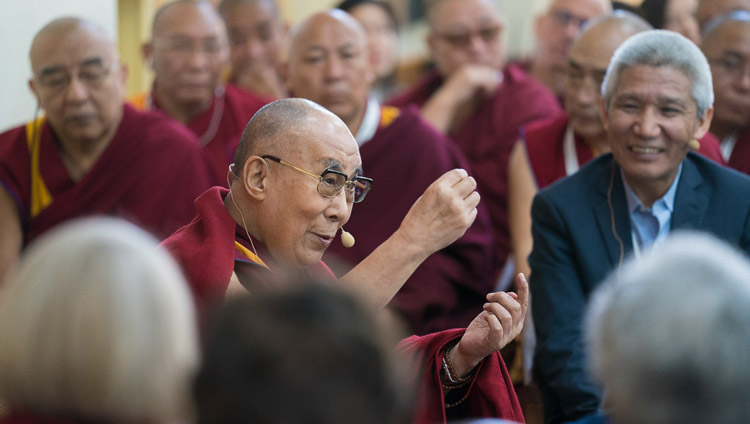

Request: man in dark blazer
left=528, top=30, right=750, bottom=424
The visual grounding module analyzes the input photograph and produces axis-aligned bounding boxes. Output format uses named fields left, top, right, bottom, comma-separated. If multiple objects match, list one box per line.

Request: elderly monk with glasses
left=0, top=17, right=212, bottom=283
left=163, top=97, right=529, bottom=424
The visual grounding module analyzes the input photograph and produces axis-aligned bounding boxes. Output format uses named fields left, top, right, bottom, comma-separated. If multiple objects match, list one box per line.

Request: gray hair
left=602, top=29, right=714, bottom=118
left=0, top=218, right=199, bottom=422
left=586, top=231, right=750, bottom=424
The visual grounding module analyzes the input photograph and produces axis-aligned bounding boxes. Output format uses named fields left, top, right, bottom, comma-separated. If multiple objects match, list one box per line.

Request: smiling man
left=527, top=30, right=750, bottom=423
left=0, top=17, right=212, bottom=283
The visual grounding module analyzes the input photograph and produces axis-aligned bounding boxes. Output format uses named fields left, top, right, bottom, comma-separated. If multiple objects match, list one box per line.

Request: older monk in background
left=701, top=10, right=750, bottom=173
left=0, top=17, right=212, bottom=282
left=285, top=9, right=497, bottom=335
left=135, top=0, right=270, bottom=184
left=389, top=0, right=561, bottom=284
left=218, top=0, right=289, bottom=100
left=526, top=0, right=611, bottom=101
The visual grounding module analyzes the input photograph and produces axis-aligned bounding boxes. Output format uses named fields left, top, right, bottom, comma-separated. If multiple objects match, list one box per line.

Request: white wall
left=0, top=0, right=117, bottom=131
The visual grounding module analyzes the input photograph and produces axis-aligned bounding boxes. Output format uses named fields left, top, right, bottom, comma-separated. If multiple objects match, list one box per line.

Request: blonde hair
left=0, top=218, right=199, bottom=422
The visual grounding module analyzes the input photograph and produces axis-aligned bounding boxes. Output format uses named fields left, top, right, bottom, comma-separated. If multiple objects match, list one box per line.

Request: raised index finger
left=515, top=273, right=529, bottom=316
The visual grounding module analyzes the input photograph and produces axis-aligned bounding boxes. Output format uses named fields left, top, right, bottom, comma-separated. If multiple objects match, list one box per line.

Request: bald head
left=218, top=0, right=280, bottom=18
left=570, top=12, right=652, bottom=62
left=228, top=97, right=361, bottom=269
left=146, top=0, right=229, bottom=121
left=29, top=17, right=125, bottom=149
left=565, top=12, right=651, bottom=140
left=234, top=98, right=353, bottom=175
left=30, top=17, right=116, bottom=73
left=152, top=0, right=225, bottom=38
left=286, top=10, right=372, bottom=133
left=698, top=0, right=750, bottom=27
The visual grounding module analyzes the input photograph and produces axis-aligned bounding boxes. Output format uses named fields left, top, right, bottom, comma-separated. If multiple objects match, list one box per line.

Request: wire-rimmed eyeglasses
left=261, top=155, right=373, bottom=203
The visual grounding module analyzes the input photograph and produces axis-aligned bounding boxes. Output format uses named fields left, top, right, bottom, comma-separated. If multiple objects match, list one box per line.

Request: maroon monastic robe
left=726, top=126, right=750, bottom=175
left=162, top=187, right=524, bottom=424
left=399, top=328, right=524, bottom=424
left=0, top=104, right=212, bottom=245
left=145, top=84, right=269, bottom=185
left=324, top=106, right=496, bottom=335
left=389, top=64, right=562, bottom=271
left=523, top=113, right=727, bottom=190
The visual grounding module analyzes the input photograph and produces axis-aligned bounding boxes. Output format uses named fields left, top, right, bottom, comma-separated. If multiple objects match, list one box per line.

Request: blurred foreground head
left=195, top=281, right=411, bottom=424
left=586, top=231, right=750, bottom=424
left=0, top=218, right=199, bottom=422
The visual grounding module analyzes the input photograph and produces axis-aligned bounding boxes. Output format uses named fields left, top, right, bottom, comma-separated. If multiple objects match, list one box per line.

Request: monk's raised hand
left=395, top=168, right=480, bottom=257
left=442, top=64, right=502, bottom=104
left=447, top=273, right=529, bottom=377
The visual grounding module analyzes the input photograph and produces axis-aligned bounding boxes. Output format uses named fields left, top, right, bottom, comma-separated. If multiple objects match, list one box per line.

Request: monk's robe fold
left=389, top=64, right=562, bottom=273
left=399, top=328, right=524, bottom=424
left=0, top=104, right=213, bottom=244
left=132, top=84, right=270, bottom=185
left=523, top=113, right=727, bottom=190
left=324, top=106, right=496, bottom=335
left=161, top=186, right=334, bottom=321
left=725, top=127, right=750, bottom=175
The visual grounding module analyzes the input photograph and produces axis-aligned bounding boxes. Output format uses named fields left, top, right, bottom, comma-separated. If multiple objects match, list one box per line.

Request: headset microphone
left=340, top=227, right=355, bottom=248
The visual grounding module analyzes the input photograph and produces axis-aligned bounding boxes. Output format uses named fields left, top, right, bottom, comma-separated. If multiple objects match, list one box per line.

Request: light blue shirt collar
left=621, top=163, right=683, bottom=250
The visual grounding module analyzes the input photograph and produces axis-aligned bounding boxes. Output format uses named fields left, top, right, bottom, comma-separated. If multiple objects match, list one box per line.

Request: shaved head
left=28, top=16, right=125, bottom=148
left=218, top=0, right=280, bottom=18
left=233, top=98, right=352, bottom=174
left=698, top=0, right=750, bottom=27
left=30, top=17, right=116, bottom=73
left=152, top=0, right=225, bottom=37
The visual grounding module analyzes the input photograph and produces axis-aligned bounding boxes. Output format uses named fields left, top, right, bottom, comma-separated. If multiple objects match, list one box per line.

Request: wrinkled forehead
left=294, top=111, right=362, bottom=173
left=30, top=23, right=116, bottom=73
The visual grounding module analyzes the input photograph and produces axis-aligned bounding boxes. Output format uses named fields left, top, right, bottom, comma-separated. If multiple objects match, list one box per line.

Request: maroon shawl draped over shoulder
left=324, top=106, right=496, bottom=334
left=389, top=64, right=561, bottom=270
left=0, top=104, right=212, bottom=244
left=727, top=127, right=750, bottom=175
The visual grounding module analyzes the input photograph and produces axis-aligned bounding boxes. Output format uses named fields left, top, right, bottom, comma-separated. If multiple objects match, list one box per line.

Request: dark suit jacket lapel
left=594, top=156, right=633, bottom=265
left=672, top=156, right=709, bottom=230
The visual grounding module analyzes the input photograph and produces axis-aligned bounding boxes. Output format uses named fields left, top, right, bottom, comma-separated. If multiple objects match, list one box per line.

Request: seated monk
left=388, top=0, right=561, bottom=281
left=701, top=11, right=750, bottom=174
left=285, top=9, right=496, bottom=335
left=217, top=0, right=289, bottom=100
left=134, top=0, right=270, bottom=184
left=162, top=98, right=528, bottom=422
left=0, top=17, right=212, bottom=282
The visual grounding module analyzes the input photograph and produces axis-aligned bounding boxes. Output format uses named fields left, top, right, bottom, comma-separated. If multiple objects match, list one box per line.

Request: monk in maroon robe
left=162, top=98, right=527, bottom=423
left=701, top=13, right=750, bottom=175
left=135, top=0, right=270, bottom=185
left=388, top=0, right=561, bottom=278
left=284, top=10, right=496, bottom=335
left=0, top=17, right=212, bottom=282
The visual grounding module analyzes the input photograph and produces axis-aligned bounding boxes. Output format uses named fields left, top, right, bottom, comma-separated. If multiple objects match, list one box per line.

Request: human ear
left=692, top=106, right=714, bottom=140
left=242, top=156, right=268, bottom=200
